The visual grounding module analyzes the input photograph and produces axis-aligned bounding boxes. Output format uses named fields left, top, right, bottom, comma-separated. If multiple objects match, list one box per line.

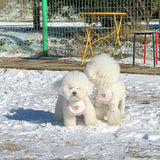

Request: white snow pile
left=0, top=69, right=159, bottom=160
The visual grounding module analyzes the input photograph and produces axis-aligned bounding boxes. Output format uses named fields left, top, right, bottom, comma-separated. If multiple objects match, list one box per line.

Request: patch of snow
left=0, top=69, right=159, bottom=159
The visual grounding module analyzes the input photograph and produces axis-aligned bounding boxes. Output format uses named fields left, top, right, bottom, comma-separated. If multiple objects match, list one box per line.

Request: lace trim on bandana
left=96, top=90, right=114, bottom=104
left=66, top=99, right=87, bottom=116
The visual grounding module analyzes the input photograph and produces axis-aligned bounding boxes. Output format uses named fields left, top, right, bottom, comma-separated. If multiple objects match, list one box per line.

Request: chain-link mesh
left=0, top=0, right=159, bottom=59
left=0, top=0, right=42, bottom=55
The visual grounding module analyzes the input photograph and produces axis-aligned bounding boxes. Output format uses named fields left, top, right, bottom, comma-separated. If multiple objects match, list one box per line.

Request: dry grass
left=0, top=140, right=37, bottom=160
left=0, top=141, right=25, bottom=152
left=125, top=145, right=160, bottom=159
left=53, top=158, right=87, bottom=160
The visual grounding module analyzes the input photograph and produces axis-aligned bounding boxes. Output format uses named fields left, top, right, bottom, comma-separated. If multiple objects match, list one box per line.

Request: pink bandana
left=96, top=89, right=114, bottom=104
left=66, top=99, right=87, bottom=116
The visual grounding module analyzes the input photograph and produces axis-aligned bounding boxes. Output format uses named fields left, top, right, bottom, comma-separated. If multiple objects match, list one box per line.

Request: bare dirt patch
left=0, top=57, right=160, bottom=75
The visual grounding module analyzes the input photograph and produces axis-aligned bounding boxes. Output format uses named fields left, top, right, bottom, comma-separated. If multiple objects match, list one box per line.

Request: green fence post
left=42, top=0, right=48, bottom=56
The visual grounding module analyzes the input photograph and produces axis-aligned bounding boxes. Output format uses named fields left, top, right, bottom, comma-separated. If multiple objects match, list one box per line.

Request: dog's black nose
left=72, top=91, right=77, bottom=95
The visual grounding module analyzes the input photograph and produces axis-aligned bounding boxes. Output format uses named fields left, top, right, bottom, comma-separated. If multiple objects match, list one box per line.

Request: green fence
left=0, top=0, right=159, bottom=60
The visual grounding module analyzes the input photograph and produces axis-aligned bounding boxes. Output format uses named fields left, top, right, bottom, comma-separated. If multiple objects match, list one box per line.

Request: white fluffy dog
left=85, top=54, right=126, bottom=125
left=55, top=71, right=97, bottom=127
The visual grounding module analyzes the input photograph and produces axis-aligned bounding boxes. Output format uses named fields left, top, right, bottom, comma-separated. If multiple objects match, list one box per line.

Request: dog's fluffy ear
left=53, top=79, right=62, bottom=89
left=53, top=78, right=64, bottom=95
left=85, top=79, right=93, bottom=96
left=58, top=84, right=65, bottom=96
left=84, top=64, right=96, bottom=82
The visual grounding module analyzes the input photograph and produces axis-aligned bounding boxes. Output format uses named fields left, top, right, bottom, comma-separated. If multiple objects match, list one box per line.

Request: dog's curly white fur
left=85, top=54, right=126, bottom=125
left=55, top=71, right=97, bottom=126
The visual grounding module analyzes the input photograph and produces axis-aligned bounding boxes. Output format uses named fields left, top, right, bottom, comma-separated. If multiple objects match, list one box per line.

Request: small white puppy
left=85, top=54, right=126, bottom=125
left=55, top=71, right=97, bottom=127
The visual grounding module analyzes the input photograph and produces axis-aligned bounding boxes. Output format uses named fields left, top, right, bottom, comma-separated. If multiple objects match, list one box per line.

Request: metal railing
left=0, top=0, right=159, bottom=60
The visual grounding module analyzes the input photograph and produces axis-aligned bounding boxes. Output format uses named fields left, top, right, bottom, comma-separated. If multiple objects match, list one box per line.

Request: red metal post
left=156, top=33, right=158, bottom=64
left=144, top=34, right=147, bottom=64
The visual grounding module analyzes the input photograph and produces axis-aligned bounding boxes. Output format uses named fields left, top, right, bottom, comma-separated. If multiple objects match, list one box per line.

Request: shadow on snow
left=5, top=108, right=62, bottom=126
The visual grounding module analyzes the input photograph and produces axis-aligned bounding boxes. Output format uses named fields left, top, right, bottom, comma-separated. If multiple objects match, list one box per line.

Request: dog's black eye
left=69, top=87, right=72, bottom=90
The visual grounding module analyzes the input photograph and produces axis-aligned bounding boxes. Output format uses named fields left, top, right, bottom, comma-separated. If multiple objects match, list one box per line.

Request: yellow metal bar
left=117, top=15, right=124, bottom=63
left=103, top=30, right=117, bottom=39
left=92, top=27, right=115, bottom=29
left=118, top=37, right=124, bottom=63
left=93, top=30, right=117, bottom=46
left=118, top=15, right=123, bottom=31
left=82, top=37, right=89, bottom=65
left=103, top=38, right=113, bottom=47
left=91, top=29, right=117, bottom=41
left=114, top=15, right=118, bottom=30
left=81, top=15, right=89, bottom=65
left=91, top=30, right=115, bottom=46
left=82, top=15, right=89, bottom=35
left=113, top=15, right=118, bottom=57
left=89, top=15, right=95, bottom=33
left=81, top=12, right=126, bottom=64
left=91, top=37, right=113, bottom=47
left=81, top=15, right=95, bottom=65
left=113, top=15, right=124, bottom=63
left=91, top=38, right=101, bottom=46
left=88, top=15, right=95, bottom=57
left=80, top=12, right=127, bottom=16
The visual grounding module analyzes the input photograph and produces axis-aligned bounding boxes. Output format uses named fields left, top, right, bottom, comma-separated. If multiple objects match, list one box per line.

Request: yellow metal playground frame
left=80, top=12, right=127, bottom=64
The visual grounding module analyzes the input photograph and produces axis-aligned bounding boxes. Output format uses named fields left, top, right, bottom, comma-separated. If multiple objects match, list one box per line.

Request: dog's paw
left=107, top=110, right=121, bottom=126
left=64, top=121, right=76, bottom=127
left=85, top=119, right=98, bottom=126
left=121, top=114, right=126, bottom=119
left=107, top=120, right=121, bottom=126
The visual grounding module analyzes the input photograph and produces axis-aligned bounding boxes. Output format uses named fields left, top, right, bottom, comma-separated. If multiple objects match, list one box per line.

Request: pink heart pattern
left=101, top=93, right=106, bottom=98
left=74, top=106, right=79, bottom=110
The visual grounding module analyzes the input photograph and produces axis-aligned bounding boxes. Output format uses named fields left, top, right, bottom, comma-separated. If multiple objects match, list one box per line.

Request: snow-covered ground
left=0, top=68, right=160, bottom=160
left=0, top=2, right=160, bottom=159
